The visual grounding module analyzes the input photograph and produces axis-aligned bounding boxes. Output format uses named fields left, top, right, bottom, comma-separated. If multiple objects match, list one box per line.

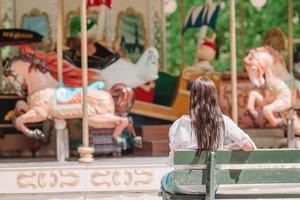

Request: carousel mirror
left=65, top=8, right=99, bottom=39
left=21, top=8, right=51, bottom=51
left=115, top=7, right=146, bottom=63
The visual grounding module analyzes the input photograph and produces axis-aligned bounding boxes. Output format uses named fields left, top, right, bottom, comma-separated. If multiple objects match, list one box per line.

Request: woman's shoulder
left=222, top=114, right=234, bottom=124
left=169, top=115, right=191, bottom=135
left=173, top=115, right=191, bottom=126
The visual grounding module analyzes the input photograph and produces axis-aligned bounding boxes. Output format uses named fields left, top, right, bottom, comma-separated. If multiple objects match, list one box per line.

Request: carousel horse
left=21, top=44, right=159, bottom=89
left=3, top=54, right=142, bottom=149
left=244, top=45, right=300, bottom=135
left=64, top=39, right=160, bottom=89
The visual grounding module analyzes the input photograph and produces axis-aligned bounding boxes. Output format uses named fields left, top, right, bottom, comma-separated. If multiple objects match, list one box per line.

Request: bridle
left=3, top=60, right=28, bottom=96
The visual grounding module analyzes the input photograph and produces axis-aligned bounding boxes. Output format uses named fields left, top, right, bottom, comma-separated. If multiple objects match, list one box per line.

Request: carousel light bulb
left=250, top=0, right=267, bottom=9
left=164, top=0, right=177, bottom=15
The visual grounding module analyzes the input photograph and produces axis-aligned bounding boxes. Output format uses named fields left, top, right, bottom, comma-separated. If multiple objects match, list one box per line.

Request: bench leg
left=287, top=109, right=295, bottom=148
left=206, top=151, right=216, bottom=200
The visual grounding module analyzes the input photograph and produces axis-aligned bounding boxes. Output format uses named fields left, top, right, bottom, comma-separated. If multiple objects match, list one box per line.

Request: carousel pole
left=57, top=0, right=63, bottom=82
left=78, top=0, right=94, bottom=163
left=230, top=0, right=238, bottom=123
left=55, top=0, right=69, bottom=162
left=179, top=0, right=186, bottom=69
left=288, top=0, right=293, bottom=72
left=0, top=0, right=3, bottom=92
left=160, top=0, right=167, bottom=69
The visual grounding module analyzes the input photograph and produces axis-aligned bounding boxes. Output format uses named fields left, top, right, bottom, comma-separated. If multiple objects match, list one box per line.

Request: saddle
left=55, top=81, right=105, bottom=103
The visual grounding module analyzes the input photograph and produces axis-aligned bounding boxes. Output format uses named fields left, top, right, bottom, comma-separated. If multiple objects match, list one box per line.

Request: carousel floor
left=0, top=156, right=300, bottom=199
left=0, top=156, right=172, bottom=200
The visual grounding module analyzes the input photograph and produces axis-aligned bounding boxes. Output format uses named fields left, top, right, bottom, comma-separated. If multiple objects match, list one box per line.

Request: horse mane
left=14, top=45, right=100, bottom=87
left=244, top=45, right=292, bottom=81
left=5, top=54, right=51, bottom=74
left=244, top=46, right=270, bottom=64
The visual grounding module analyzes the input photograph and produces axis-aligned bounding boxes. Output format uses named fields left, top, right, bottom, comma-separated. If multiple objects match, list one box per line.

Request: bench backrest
left=174, top=149, right=300, bottom=199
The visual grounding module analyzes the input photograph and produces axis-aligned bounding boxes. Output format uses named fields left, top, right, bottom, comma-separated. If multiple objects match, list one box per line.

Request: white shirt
left=168, top=114, right=256, bottom=165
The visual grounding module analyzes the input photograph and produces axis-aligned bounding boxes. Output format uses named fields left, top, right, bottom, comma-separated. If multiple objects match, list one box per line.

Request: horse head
left=136, top=47, right=159, bottom=82
left=4, top=57, right=31, bottom=96
left=244, top=48, right=274, bottom=88
left=4, top=54, right=55, bottom=96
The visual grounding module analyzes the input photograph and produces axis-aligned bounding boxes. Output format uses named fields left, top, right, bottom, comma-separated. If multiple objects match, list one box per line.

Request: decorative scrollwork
left=59, top=170, right=79, bottom=188
left=134, top=169, right=154, bottom=186
left=17, top=171, right=37, bottom=189
left=124, top=170, right=133, bottom=185
left=91, top=171, right=111, bottom=187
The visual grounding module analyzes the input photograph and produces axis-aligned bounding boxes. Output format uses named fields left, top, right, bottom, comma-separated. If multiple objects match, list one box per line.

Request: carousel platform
left=0, top=156, right=172, bottom=200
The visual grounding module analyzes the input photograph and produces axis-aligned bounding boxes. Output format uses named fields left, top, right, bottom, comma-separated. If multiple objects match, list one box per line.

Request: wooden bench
left=160, top=149, right=300, bottom=200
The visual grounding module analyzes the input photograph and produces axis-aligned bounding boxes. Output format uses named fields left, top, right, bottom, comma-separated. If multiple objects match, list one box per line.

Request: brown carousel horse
left=4, top=54, right=142, bottom=148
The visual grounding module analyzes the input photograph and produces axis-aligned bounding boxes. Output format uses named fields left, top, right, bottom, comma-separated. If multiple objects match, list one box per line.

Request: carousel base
left=0, top=156, right=172, bottom=200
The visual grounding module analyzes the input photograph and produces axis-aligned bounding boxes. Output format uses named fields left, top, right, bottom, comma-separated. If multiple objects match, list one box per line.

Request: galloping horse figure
left=244, top=45, right=300, bottom=135
left=4, top=54, right=141, bottom=148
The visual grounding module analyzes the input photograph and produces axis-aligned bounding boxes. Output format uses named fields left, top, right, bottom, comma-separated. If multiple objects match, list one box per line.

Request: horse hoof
left=113, top=136, right=127, bottom=150
left=32, top=129, right=45, bottom=139
left=132, top=136, right=143, bottom=148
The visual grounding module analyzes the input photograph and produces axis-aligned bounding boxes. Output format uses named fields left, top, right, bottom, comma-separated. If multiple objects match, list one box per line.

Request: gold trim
left=115, top=7, right=147, bottom=48
left=21, top=8, right=52, bottom=51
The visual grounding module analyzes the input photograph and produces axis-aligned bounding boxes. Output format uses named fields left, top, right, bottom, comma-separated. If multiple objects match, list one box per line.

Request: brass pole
left=160, top=0, right=167, bottom=70
left=78, top=0, right=94, bottom=163
left=179, top=0, right=185, bottom=69
left=230, top=0, right=238, bottom=123
left=239, top=0, right=245, bottom=58
left=56, top=0, right=63, bottom=82
left=0, top=0, right=3, bottom=92
left=288, top=0, right=293, bottom=72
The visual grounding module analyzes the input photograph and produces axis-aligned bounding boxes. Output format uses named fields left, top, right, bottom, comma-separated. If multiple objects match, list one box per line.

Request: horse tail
left=109, top=83, right=135, bottom=116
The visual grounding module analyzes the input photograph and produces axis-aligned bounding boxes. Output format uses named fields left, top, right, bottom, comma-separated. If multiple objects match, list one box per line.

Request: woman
left=161, top=77, right=256, bottom=196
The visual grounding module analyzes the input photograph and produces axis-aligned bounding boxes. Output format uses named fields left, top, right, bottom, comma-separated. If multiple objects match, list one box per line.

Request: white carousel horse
left=244, top=45, right=300, bottom=135
left=100, top=47, right=159, bottom=89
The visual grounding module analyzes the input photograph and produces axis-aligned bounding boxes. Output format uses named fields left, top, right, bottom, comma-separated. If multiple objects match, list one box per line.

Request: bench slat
left=174, top=151, right=209, bottom=165
left=217, top=169, right=300, bottom=184
left=216, top=149, right=300, bottom=164
left=216, top=193, right=300, bottom=199
left=174, top=170, right=206, bottom=185
left=164, top=193, right=300, bottom=200
left=174, top=169, right=300, bottom=185
left=174, top=150, right=300, bottom=165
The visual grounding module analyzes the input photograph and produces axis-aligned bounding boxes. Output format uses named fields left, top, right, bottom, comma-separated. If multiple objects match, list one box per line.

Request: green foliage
left=165, top=0, right=300, bottom=75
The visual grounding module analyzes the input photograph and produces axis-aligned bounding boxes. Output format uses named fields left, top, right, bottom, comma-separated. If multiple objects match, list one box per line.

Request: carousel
left=0, top=0, right=299, bottom=199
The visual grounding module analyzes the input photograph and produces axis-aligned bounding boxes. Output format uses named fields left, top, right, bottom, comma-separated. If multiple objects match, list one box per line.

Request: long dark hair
left=189, top=77, right=224, bottom=153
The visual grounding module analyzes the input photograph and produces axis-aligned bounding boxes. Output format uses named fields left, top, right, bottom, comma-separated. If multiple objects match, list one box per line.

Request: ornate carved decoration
left=16, top=170, right=79, bottom=189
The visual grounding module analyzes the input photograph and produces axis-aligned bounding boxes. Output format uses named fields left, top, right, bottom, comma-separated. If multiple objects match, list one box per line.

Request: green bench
left=160, top=149, right=300, bottom=200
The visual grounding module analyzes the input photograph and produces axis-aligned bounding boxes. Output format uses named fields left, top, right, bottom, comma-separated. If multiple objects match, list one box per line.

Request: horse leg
left=15, top=108, right=48, bottom=139
left=263, top=99, right=291, bottom=127
left=292, top=114, right=300, bottom=136
left=126, top=116, right=142, bottom=148
left=247, top=90, right=264, bottom=118
left=88, top=115, right=129, bottom=149
left=15, top=100, right=30, bottom=117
